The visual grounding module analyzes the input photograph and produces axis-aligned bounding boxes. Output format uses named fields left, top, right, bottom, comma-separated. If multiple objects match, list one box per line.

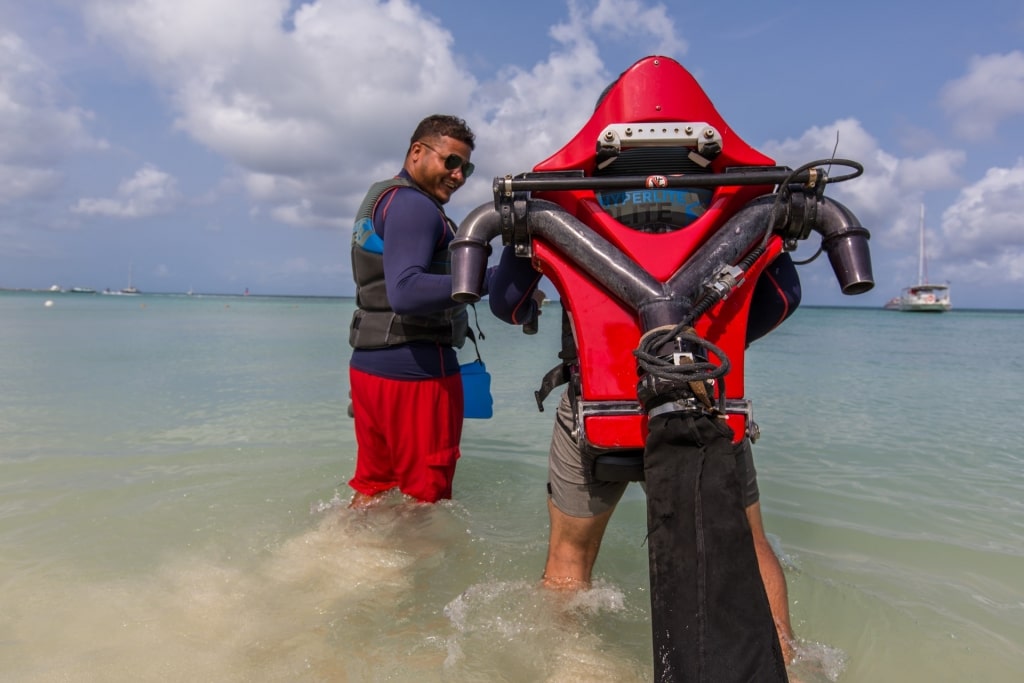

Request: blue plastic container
left=460, top=360, right=493, bottom=419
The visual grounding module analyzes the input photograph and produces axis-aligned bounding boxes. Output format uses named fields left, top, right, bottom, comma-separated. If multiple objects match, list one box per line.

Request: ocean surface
left=1, top=290, right=1021, bottom=682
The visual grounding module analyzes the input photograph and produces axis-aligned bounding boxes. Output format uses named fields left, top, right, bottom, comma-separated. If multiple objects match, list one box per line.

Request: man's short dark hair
left=410, top=114, right=476, bottom=150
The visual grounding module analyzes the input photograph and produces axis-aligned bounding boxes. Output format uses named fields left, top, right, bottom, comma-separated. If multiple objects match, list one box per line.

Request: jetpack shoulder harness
left=450, top=55, right=874, bottom=683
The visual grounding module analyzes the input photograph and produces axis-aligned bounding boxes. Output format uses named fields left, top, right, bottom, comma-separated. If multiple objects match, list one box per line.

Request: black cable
left=791, top=244, right=823, bottom=266
left=634, top=326, right=731, bottom=411
left=633, top=158, right=863, bottom=412
left=759, top=158, right=863, bottom=252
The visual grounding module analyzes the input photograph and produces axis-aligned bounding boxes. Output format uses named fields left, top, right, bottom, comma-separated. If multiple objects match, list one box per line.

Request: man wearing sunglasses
left=347, top=114, right=536, bottom=508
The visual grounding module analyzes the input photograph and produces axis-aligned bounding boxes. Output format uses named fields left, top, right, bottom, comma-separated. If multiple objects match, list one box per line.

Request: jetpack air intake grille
left=594, top=147, right=713, bottom=233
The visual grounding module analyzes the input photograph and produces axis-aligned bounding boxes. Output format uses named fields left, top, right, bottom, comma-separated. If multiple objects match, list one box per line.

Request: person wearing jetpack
left=452, top=56, right=874, bottom=682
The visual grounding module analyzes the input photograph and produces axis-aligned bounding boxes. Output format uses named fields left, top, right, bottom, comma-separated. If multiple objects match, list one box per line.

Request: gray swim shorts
left=548, top=391, right=760, bottom=517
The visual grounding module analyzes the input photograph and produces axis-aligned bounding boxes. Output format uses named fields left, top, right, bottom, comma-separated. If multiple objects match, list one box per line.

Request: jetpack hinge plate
left=596, top=121, right=722, bottom=155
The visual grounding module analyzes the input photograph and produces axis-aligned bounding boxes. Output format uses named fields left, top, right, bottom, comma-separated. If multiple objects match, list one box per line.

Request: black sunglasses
left=418, top=140, right=475, bottom=178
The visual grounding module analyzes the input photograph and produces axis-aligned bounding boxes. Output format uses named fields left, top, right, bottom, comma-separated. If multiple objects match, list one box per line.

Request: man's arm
left=380, top=189, right=460, bottom=315
left=746, top=252, right=801, bottom=346
left=489, top=246, right=543, bottom=325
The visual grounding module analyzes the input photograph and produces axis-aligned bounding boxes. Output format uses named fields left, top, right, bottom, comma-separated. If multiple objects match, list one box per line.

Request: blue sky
left=1, top=0, right=1022, bottom=308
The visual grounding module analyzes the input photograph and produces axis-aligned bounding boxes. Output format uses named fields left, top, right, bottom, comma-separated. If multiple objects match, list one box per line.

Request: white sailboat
left=121, top=261, right=140, bottom=295
left=884, top=205, right=951, bottom=312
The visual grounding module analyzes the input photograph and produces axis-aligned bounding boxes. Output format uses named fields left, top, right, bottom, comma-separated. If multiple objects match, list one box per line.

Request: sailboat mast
left=918, top=204, right=927, bottom=286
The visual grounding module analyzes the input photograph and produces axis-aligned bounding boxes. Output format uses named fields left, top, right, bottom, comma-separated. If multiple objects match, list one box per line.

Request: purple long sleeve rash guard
left=350, top=171, right=493, bottom=380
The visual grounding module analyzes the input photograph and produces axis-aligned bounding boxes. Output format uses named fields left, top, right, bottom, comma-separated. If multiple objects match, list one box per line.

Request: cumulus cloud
left=78, top=0, right=687, bottom=227
left=588, top=0, right=685, bottom=57
left=940, top=159, right=1024, bottom=282
left=462, top=4, right=611, bottom=209
left=941, top=51, right=1024, bottom=140
left=760, top=118, right=965, bottom=245
left=78, top=0, right=1014, bottom=297
left=0, top=165, right=62, bottom=204
left=72, top=164, right=182, bottom=218
left=0, top=31, right=106, bottom=204
left=760, top=116, right=1024, bottom=291
left=81, top=0, right=478, bottom=226
left=271, top=197, right=340, bottom=229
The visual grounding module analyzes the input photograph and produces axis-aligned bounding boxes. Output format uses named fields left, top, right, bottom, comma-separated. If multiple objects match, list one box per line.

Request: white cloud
left=72, top=164, right=181, bottom=218
left=244, top=172, right=305, bottom=204
left=271, top=197, right=343, bottom=229
left=941, top=51, right=1024, bottom=140
left=456, top=0, right=687, bottom=217
left=760, top=117, right=1024, bottom=291
left=588, top=0, right=686, bottom=57
left=0, top=164, right=62, bottom=204
left=79, top=0, right=689, bottom=227
left=65, top=0, right=1020, bottom=300
left=941, top=160, right=1024, bottom=272
left=82, top=0, right=478, bottom=226
left=0, top=31, right=106, bottom=204
left=760, top=118, right=965, bottom=245
left=463, top=12, right=608, bottom=202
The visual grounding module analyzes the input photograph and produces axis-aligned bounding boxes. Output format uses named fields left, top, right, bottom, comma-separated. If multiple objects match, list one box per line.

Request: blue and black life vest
left=349, top=177, right=468, bottom=349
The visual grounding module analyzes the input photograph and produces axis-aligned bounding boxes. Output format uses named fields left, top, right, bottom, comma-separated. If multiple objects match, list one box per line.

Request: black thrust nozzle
left=450, top=204, right=502, bottom=303
left=814, top=197, right=874, bottom=295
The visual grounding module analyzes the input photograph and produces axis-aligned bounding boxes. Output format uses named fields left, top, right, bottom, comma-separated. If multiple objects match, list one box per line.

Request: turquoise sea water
left=1, top=291, right=1022, bottom=682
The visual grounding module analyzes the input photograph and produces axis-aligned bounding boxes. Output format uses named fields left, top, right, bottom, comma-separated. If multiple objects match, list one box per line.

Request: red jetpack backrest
left=529, top=56, right=784, bottom=447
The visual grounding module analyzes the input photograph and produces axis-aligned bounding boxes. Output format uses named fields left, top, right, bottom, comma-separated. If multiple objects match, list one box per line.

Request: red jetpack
left=529, top=55, right=782, bottom=449
left=453, top=55, right=872, bottom=451
left=451, top=55, right=873, bottom=682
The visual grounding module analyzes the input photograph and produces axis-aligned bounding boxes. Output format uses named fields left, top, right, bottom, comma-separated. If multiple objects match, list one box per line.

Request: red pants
left=348, top=368, right=463, bottom=502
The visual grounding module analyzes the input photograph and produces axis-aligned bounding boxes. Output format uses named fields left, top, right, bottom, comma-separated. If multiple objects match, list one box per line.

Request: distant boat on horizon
left=884, top=205, right=951, bottom=313
left=120, top=261, right=140, bottom=295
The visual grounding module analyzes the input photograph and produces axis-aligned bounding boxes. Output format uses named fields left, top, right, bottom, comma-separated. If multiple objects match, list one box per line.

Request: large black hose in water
left=645, top=414, right=787, bottom=682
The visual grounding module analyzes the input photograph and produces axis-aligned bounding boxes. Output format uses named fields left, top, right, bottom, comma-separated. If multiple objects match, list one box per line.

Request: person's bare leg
left=746, top=501, right=796, bottom=663
left=348, top=490, right=390, bottom=509
left=542, top=498, right=615, bottom=590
